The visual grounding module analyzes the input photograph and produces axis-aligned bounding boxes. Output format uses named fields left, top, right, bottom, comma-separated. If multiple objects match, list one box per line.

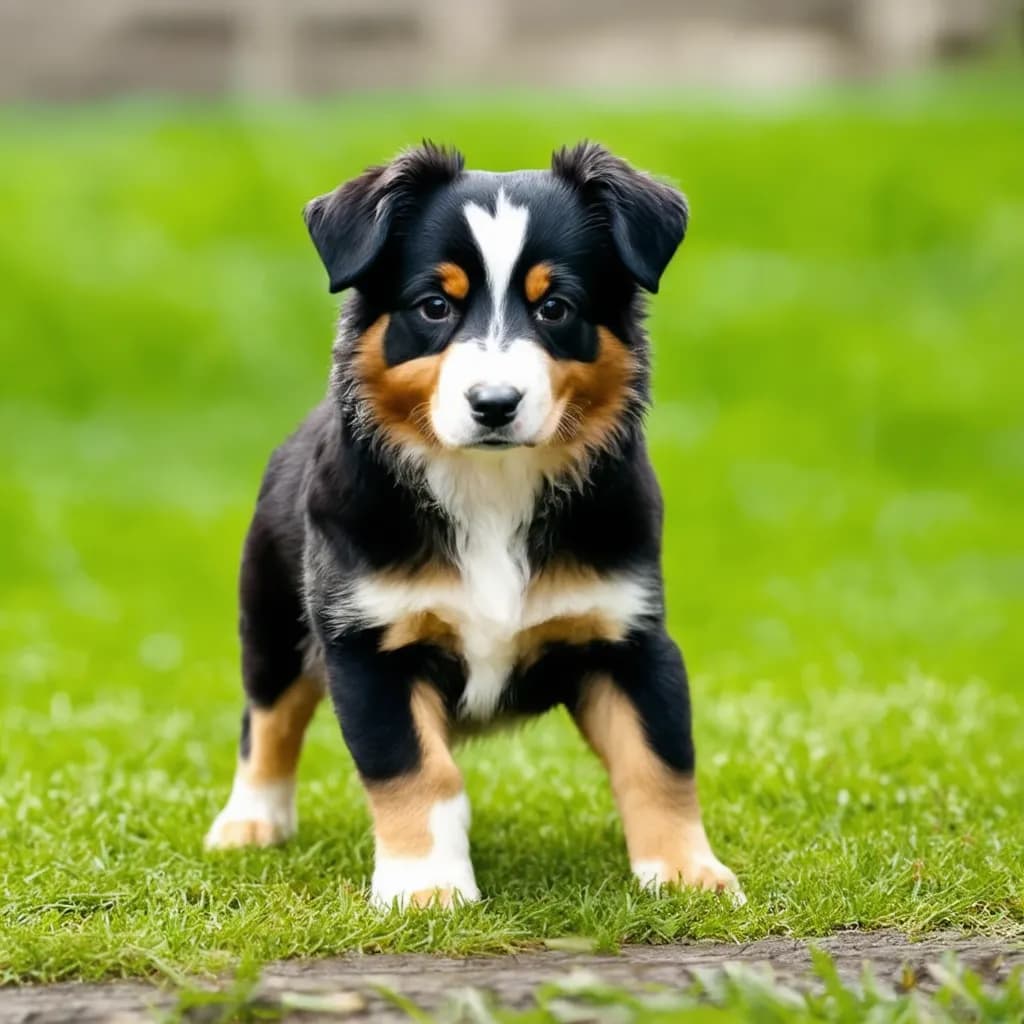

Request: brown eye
left=419, top=296, right=451, bottom=322
left=536, top=297, right=570, bottom=324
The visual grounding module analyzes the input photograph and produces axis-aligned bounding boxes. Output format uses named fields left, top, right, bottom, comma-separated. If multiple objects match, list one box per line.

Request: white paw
left=632, top=855, right=746, bottom=906
left=204, top=776, right=296, bottom=850
left=371, top=855, right=480, bottom=909
left=371, top=792, right=479, bottom=910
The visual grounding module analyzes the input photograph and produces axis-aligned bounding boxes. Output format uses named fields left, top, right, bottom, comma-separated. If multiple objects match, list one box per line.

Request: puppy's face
left=305, top=144, right=687, bottom=459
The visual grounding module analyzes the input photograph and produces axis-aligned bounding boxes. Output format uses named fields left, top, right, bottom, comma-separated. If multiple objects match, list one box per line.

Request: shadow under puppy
left=206, top=141, right=742, bottom=909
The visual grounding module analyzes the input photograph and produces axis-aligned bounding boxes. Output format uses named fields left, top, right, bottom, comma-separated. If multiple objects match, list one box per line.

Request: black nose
left=466, top=384, right=523, bottom=429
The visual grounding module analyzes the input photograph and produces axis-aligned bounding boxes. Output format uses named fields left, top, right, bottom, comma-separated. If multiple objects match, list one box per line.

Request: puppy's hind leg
left=206, top=520, right=323, bottom=850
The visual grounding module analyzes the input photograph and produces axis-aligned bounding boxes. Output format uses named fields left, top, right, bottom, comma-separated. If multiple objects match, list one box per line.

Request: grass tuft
left=157, top=953, right=1024, bottom=1023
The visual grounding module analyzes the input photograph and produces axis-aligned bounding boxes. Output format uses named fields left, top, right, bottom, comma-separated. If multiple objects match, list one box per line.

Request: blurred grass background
left=1, top=69, right=1023, bottom=980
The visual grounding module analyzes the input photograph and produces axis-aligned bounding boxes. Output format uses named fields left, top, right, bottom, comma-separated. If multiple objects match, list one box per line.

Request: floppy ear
left=304, top=142, right=465, bottom=294
left=552, top=141, right=688, bottom=294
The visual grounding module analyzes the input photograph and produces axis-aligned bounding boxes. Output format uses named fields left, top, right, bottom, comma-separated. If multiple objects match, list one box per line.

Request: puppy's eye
left=419, top=296, right=452, bottom=322
left=536, top=297, right=570, bottom=324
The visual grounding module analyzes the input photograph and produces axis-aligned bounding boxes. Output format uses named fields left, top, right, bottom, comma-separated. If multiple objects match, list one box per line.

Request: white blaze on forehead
left=463, top=189, right=529, bottom=337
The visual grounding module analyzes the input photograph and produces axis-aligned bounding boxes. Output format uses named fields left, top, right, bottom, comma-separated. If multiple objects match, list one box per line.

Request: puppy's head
left=306, top=142, right=687, bottom=461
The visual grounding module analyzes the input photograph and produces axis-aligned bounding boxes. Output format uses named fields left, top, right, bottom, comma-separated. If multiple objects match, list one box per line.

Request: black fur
left=304, top=143, right=465, bottom=294
left=237, top=143, right=697, bottom=790
left=552, top=141, right=688, bottom=294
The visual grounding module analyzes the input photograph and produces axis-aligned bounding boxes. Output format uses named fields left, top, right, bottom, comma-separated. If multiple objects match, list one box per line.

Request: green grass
left=2, top=69, right=1023, bottom=983
left=464, top=956, right=1024, bottom=1024
left=161, top=953, right=1024, bottom=1023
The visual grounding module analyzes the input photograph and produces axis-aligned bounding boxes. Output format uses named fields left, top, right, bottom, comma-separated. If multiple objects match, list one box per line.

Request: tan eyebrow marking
left=437, top=262, right=470, bottom=300
left=524, top=262, right=553, bottom=304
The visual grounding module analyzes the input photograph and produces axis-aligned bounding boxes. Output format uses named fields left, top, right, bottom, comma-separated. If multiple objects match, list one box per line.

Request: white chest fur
left=344, top=451, right=655, bottom=720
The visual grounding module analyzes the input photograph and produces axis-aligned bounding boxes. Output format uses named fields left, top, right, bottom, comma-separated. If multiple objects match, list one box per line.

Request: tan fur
left=437, top=262, right=470, bottom=300
left=545, top=327, right=637, bottom=459
left=527, top=560, right=611, bottom=600
left=380, top=611, right=462, bottom=654
left=354, top=315, right=445, bottom=448
left=355, top=316, right=632, bottom=467
left=374, top=561, right=627, bottom=669
left=516, top=610, right=623, bottom=663
left=244, top=675, right=323, bottom=784
left=516, top=613, right=624, bottom=669
left=374, top=564, right=462, bottom=654
left=410, top=887, right=454, bottom=908
left=575, top=676, right=735, bottom=892
left=211, top=819, right=282, bottom=848
left=524, top=262, right=552, bottom=303
left=365, top=682, right=462, bottom=859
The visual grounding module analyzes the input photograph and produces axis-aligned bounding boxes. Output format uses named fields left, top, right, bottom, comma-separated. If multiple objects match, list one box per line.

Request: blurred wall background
left=1, top=0, right=1021, bottom=100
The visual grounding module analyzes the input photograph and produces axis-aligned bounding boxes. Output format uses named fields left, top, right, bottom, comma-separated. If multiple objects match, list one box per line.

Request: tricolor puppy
left=206, top=142, right=741, bottom=908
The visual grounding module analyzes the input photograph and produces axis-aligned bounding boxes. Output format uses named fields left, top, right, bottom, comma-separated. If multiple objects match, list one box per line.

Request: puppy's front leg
left=574, top=632, right=742, bottom=900
left=323, top=631, right=478, bottom=909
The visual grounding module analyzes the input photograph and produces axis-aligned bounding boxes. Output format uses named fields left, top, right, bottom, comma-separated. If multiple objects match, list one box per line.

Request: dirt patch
left=2, top=931, right=1022, bottom=1023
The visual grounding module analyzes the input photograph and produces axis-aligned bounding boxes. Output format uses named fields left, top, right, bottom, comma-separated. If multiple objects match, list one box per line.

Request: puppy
left=206, top=142, right=741, bottom=909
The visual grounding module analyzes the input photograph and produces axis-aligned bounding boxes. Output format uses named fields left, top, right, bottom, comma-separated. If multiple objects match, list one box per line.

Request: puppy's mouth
left=465, top=429, right=537, bottom=451
left=471, top=434, right=523, bottom=450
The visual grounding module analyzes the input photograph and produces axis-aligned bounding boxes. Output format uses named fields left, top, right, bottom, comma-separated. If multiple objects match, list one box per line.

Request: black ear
left=303, top=142, right=465, bottom=294
left=552, top=142, right=688, bottom=294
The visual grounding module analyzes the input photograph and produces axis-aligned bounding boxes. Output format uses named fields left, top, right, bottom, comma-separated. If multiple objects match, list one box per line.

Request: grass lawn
left=1, top=70, right=1023, bottom=984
